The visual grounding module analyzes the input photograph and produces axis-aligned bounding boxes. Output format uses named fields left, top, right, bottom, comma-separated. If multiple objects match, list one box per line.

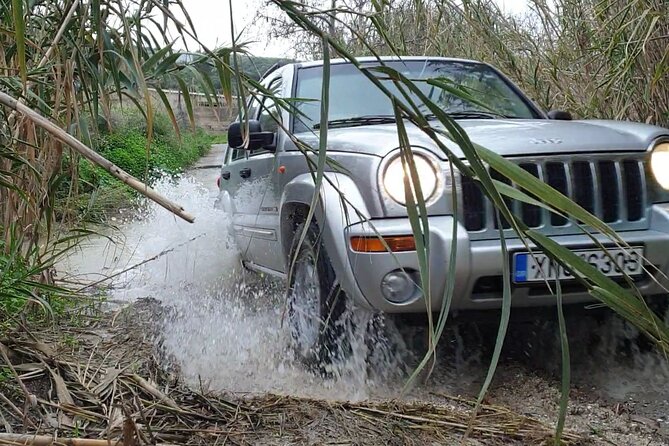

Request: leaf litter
left=0, top=298, right=584, bottom=446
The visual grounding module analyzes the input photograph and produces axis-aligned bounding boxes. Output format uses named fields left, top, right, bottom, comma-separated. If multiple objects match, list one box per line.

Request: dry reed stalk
left=0, top=434, right=121, bottom=446
left=0, top=316, right=585, bottom=446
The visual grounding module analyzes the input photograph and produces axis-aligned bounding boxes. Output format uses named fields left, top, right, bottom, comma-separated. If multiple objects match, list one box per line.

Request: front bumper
left=344, top=204, right=669, bottom=313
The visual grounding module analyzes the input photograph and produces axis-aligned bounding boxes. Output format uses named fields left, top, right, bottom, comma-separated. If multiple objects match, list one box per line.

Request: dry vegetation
left=0, top=299, right=584, bottom=445
left=263, top=0, right=669, bottom=127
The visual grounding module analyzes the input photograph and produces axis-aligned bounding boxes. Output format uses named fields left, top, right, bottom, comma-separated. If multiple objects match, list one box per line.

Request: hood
left=296, top=119, right=669, bottom=160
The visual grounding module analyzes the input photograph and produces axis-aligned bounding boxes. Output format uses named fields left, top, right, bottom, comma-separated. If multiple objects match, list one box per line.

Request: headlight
left=382, top=152, right=440, bottom=205
left=651, top=142, right=669, bottom=190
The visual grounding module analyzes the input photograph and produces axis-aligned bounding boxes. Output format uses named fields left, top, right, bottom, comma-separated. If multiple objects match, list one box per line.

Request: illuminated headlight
left=382, top=152, right=440, bottom=205
left=651, top=142, right=669, bottom=190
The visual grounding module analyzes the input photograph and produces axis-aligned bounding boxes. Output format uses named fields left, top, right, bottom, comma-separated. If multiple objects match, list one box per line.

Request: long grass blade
left=287, top=36, right=331, bottom=291
left=555, top=279, right=570, bottom=445
left=11, top=0, right=26, bottom=86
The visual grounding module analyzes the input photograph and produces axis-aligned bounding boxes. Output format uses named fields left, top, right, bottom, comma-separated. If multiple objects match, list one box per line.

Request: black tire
left=287, top=222, right=350, bottom=370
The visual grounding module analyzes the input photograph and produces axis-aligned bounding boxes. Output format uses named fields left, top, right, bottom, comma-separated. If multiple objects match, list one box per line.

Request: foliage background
left=69, top=108, right=215, bottom=222
left=260, top=0, right=669, bottom=127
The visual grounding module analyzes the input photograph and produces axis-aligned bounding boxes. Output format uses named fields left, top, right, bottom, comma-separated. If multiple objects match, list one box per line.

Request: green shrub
left=0, top=248, right=31, bottom=316
left=0, top=236, right=64, bottom=325
left=95, top=108, right=214, bottom=182
left=60, top=107, right=215, bottom=222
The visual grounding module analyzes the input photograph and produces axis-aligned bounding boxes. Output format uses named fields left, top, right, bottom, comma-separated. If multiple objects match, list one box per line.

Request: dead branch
left=0, top=91, right=195, bottom=223
left=0, top=342, right=36, bottom=410
left=0, top=434, right=122, bottom=445
left=78, top=234, right=204, bottom=292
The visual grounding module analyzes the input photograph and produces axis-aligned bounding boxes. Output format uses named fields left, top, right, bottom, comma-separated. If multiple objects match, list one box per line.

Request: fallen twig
left=77, top=234, right=205, bottom=293
left=0, top=342, right=36, bottom=413
left=0, top=433, right=122, bottom=445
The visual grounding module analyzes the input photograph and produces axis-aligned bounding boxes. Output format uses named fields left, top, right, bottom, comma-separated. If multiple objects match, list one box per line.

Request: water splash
left=64, top=168, right=407, bottom=401
left=63, top=166, right=669, bottom=417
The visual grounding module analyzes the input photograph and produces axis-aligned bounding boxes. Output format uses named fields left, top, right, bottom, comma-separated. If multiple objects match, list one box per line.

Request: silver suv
left=218, top=57, right=669, bottom=363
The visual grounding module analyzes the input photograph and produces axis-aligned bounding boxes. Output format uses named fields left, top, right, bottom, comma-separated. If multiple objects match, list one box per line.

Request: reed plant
left=0, top=0, right=238, bottom=316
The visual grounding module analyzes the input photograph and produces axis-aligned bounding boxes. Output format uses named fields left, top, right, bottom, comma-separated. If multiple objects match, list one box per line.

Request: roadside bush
left=0, top=236, right=65, bottom=327
left=94, top=108, right=214, bottom=182
left=70, top=107, right=216, bottom=221
left=0, top=246, right=32, bottom=318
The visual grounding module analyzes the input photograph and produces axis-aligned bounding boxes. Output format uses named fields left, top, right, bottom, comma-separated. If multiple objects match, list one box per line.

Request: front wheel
left=286, top=222, right=350, bottom=369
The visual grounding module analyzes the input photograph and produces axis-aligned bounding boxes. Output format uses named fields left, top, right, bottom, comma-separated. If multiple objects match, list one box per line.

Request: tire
left=286, top=221, right=350, bottom=370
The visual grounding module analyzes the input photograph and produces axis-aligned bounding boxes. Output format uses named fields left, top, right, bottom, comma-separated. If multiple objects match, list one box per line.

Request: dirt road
left=57, top=144, right=669, bottom=445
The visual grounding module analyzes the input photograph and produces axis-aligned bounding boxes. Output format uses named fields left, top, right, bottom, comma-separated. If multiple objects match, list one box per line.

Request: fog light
left=381, top=270, right=419, bottom=304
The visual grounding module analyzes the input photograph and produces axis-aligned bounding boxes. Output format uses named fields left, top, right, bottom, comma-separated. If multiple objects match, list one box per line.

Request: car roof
left=293, top=55, right=484, bottom=69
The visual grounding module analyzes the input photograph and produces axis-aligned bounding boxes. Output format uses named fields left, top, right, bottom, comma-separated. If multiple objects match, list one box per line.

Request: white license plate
left=513, top=247, right=644, bottom=283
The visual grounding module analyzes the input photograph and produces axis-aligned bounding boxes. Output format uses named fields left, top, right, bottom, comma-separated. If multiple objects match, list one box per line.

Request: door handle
left=221, top=171, right=231, bottom=180
left=239, top=168, right=252, bottom=179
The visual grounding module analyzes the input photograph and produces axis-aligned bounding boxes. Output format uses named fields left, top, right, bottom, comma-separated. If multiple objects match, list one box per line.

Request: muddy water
left=63, top=162, right=404, bottom=400
left=63, top=151, right=669, bottom=439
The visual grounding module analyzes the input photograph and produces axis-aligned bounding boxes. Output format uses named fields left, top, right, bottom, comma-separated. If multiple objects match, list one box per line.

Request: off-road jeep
left=217, top=57, right=669, bottom=362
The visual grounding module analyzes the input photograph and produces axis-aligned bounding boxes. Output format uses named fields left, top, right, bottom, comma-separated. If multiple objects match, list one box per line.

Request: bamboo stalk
left=8, top=0, right=81, bottom=128
left=0, top=91, right=195, bottom=223
left=0, top=434, right=178, bottom=446
left=0, top=433, right=121, bottom=445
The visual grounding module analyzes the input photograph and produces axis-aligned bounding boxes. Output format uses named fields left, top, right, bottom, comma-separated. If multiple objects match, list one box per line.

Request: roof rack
left=259, top=60, right=291, bottom=80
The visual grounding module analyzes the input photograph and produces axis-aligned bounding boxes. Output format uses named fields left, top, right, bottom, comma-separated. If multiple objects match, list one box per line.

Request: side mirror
left=227, top=119, right=276, bottom=151
left=547, top=110, right=573, bottom=121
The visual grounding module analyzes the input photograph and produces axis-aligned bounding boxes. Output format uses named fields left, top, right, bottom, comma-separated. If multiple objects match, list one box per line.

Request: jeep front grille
left=460, top=155, right=649, bottom=238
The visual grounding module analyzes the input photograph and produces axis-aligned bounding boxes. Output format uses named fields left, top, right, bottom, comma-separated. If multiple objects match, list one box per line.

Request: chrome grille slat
left=622, top=160, right=645, bottom=222
left=536, top=162, right=549, bottom=228
left=490, top=167, right=512, bottom=229
left=545, top=161, right=569, bottom=226
left=597, top=160, right=620, bottom=223
left=460, top=154, right=650, bottom=239
left=484, top=190, right=495, bottom=230
left=639, top=160, right=648, bottom=221
left=563, top=161, right=574, bottom=229
left=591, top=161, right=603, bottom=221
left=573, top=161, right=595, bottom=215
left=519, top=163, right=542, bottom=227
left=613, top=161, right=624, bottom=223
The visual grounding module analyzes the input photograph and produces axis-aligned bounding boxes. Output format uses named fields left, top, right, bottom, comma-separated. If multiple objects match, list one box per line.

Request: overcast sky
left=174, top=0, right=531, bottom=58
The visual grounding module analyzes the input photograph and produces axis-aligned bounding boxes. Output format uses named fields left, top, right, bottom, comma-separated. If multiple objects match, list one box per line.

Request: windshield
left=293, top=59, right=540, bottom=133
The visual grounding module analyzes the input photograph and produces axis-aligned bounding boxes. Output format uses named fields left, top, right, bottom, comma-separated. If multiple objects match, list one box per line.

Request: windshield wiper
left=427, top=111, right=507, bottom=120
left=314, top=115, right=396, bottom=129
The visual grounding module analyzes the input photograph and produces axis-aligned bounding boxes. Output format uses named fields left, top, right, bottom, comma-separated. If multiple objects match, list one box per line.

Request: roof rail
left=260, top=60, right=290, bottom=80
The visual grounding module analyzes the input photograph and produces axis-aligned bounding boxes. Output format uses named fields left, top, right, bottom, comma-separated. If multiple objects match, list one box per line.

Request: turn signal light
left=350, top=235, right=416, bottom=253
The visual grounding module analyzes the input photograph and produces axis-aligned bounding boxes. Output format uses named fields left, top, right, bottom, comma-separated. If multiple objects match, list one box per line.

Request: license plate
left=513, top=247, right=644, bottom=283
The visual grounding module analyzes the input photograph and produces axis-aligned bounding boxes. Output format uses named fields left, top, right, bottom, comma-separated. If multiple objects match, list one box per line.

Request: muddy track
left=50, top=147, right=669, bottom=445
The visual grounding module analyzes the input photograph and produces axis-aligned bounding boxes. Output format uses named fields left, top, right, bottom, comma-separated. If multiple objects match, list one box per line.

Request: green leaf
left=153, top=86, right=181, bottom=139
left=12, top=0, right=27, bottom=86
left=217, top=51, right=233, bottom=106
left=555, top=279, right=570, bottom=445
left=475, top=214, right=512, bottom=408
left=142, top=42, right=175, bottom=73
left=175, top=76, right=196, bottom=130
left=288, top=36, right=331, bottom=288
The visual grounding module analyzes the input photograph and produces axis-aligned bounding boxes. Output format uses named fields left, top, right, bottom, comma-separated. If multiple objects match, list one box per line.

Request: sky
left=174, top=0, right=531, bottom=58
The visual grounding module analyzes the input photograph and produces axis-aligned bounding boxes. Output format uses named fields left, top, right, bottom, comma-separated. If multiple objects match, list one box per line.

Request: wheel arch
left=279, top=173, right=374, bottom=309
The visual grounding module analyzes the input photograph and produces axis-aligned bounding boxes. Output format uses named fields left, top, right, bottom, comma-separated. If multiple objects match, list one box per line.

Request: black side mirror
left=547, top=110, right=573, bottom=121
left=227, top=119, right=276, bottom=151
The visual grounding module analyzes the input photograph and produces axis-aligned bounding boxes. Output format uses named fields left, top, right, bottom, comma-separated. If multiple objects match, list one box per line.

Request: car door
left=223, top=76, right=284, bottom=273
